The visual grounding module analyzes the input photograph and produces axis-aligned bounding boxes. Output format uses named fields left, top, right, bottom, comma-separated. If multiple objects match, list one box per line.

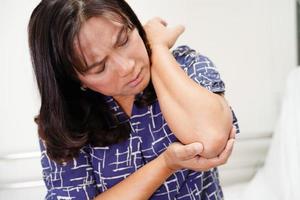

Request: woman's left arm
left=145, top=18, right=233, bottom=159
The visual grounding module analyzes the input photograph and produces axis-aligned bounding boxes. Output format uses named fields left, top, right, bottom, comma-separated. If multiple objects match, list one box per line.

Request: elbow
left=201, top=100, right=233, bottom=158
left=180, top=96, right=234, bottom=158
left=199, top=134, right=228, bottom=158
left=178, top=127, right=229, bottom=158
left=199, top=116, right=232, bottom=158
left=195, top=116, right=232, bottom=158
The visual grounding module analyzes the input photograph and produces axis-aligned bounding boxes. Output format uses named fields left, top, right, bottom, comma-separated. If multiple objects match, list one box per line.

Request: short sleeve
left=172, top=45, right=225, bottom=93
left=172, top=45, right=240, bottom=133
left=39, top=139, right=100, bottom=199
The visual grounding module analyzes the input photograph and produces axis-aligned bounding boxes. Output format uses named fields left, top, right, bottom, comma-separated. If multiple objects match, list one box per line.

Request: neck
left=113, top=95, right=135, bottom=117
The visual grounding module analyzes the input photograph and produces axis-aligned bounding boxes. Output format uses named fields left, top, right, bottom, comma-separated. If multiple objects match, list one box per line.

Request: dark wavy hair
left=28, top=0, right=156, bottom=163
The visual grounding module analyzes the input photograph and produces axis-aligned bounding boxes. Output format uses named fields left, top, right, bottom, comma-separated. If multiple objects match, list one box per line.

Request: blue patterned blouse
left=39, top=45, right=239, bottom=200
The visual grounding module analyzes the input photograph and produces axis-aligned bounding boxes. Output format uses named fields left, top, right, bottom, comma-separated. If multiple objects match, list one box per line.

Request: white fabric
left=241, top=68, right=300, bottom=200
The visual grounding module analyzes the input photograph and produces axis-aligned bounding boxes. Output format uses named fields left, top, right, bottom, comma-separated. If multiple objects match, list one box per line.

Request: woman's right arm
left=40, top=128, right=235, bottom=200
left=95, top=127, right=235, bottom=200
left=94, top=151, right=173, bottom=200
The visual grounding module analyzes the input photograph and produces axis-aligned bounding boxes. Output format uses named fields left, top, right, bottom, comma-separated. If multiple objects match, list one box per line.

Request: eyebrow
left=86, top=26, right=127, bottom=71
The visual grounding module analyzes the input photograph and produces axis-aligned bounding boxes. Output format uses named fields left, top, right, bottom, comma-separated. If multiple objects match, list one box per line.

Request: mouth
left=127, top=69, right=143, bottom=87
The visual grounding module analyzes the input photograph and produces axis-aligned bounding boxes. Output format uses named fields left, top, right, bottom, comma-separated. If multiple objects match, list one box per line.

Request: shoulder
left=171, top=45, right=212, bottom=66
left=171, top=45, right=225, bottom=93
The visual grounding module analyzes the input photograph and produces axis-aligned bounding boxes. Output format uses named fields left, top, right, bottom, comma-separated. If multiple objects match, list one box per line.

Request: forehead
left=73, top=16, right=125, bottom=72
left=76, top=16, right=123, bottom=48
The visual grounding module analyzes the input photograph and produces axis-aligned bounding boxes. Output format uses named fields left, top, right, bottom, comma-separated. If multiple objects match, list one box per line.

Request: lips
left=129, top=70, right=141, bottom=82
left=127, top=69, right=143, bottom=87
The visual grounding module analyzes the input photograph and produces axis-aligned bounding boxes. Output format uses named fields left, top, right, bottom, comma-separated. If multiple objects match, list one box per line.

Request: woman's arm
left=144, top=18, right=233, bottom=158
left=95, top=130, right=235, bottom=200
left=40, top=128, right=235, bottom=200
left=94, top=152, right=173, bottom=200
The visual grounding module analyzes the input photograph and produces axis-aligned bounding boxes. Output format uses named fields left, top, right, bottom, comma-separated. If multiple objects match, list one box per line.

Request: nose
left=110, top=52, right=135, bottom=77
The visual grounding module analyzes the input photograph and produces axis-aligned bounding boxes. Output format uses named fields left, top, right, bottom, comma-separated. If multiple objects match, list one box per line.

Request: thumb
left=180, top=142, right=203, bottom=160
left=167, top=25, right=185, bottom=48
left=169, top=25, right=185, bottom=39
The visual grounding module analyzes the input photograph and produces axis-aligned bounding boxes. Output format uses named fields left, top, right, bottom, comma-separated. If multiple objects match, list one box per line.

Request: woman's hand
left=143, top=17, right=185, bottom=49
left=162, top=126, right=236, bottom=172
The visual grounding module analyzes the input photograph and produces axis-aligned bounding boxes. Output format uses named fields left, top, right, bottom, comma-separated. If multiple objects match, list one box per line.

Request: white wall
left=0, top=0, right=297, bottom=199
left=128, top=0, right=297, bottom=136
left=0, top=0, right=44, bottom=198
left=0, top=0, right=41, bottom=154
left=128, top=0, right=298, bottom=188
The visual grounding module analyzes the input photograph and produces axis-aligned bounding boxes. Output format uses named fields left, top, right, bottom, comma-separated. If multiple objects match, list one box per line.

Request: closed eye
left=119, top=35, right=129, bottom=47
left=88, top=58, right=107, bottom=74
left=94, top=63, right=105, bottom=74
left=118, top=27, right=132, bottom=47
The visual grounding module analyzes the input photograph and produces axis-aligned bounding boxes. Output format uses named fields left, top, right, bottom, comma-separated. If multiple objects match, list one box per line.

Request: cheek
left=140, top=47, right=150, bottom=65
left=136, top=43, right=150, bottom=68
left=130, top=31, right=150, bottom=65
left=84, top=76, right=121, bottom=95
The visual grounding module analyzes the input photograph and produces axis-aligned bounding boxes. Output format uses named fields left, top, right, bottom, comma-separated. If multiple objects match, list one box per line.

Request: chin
left=126, top=67, right=150, bottom=95
left=134, top=79, right=149, bottom=95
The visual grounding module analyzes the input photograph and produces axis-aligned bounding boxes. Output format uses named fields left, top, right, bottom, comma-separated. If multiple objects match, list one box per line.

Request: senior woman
left=28, top=0, right=239, bottom=199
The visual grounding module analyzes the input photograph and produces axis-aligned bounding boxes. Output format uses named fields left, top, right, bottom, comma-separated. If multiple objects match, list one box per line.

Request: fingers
left=148, top=17, right=185, bottom=36
left=170, top=25, right=185, bottom=38
left=217, top=138, right=235, bottom=163
left=190, top=138, right=235, bottom=171
left=167, top=138, right=235, bottom=172
left=154, top=17, right=168, bottom=26
left=174, top=142, right=203, bottom=161
left=143, top=17, right=185, bottom=49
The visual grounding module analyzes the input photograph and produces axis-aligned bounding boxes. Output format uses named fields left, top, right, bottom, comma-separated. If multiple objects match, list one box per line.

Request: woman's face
left=74, top=16, right=150, bottom=99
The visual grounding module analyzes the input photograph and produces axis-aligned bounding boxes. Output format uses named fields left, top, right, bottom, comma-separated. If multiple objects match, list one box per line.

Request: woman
left=28, top=0, right=239, bottom=199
